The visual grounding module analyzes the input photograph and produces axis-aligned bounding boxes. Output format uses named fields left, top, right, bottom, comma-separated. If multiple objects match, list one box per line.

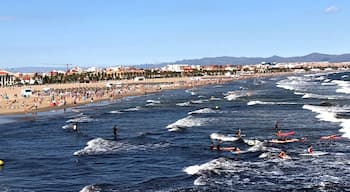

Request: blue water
left=1, top=72, right=350, bottom=191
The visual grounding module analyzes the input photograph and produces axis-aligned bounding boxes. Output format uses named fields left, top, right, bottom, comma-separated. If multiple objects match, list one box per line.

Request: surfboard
left=276, top=131, right=295, bottom=137
left=279, top=155, right=291, bottom=160
left=320, top=135, right=341, bottom=140
left=210, top=133, right=239, bottom=142
left=269, top=138, right=299, bottom=144
left=299, top=151, right=328, bottom=156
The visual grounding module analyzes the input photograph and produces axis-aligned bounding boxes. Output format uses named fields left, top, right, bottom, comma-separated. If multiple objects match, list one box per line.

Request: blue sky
left=0, top=0, right=349, bottom=67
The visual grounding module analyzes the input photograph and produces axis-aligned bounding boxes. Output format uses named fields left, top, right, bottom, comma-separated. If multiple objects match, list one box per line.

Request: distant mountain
left=169, top=53, right=350, bottom=66
left=6, top=53, right=350, bottom=72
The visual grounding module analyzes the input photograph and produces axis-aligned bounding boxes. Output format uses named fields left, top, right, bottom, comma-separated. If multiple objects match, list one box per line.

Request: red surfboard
left=276, top=131, right=295, bottom=137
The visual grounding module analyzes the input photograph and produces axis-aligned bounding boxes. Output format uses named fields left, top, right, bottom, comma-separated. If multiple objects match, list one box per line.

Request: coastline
left=0, top=76, right=232, bottom=116
left=0, top=70, right=344, bottom=116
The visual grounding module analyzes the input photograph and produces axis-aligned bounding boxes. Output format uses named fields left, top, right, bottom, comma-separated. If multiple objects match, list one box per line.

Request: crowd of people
left=0, top=76, right=233, bottom=115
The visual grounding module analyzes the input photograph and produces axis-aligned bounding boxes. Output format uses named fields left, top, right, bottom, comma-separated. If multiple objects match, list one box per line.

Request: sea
left=0, top=71, right=350, bottom=192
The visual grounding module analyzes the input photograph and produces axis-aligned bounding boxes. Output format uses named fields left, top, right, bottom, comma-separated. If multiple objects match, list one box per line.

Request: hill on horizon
left=5, top=52, right=350, bottom=72
left=170, top=52, right=350, bottom=66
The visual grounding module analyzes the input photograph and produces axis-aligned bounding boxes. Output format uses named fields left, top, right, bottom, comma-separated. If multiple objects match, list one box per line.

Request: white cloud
left=324, top=6, right=340, bottom=14
left=0, top=16, right=16, bottom=21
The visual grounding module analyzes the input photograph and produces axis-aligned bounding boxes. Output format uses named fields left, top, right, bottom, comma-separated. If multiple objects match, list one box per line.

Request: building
left=0, top=70, right=15, bottom=87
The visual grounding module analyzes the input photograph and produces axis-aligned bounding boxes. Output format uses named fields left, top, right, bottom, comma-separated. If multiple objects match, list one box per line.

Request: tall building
left=0, top=70, right=15, bottom=87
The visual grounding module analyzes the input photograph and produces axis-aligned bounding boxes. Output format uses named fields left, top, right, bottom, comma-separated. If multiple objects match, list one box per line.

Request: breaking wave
left=74, top=138, right=169, bottom=156
left=166, top=115, right=214, bottom=132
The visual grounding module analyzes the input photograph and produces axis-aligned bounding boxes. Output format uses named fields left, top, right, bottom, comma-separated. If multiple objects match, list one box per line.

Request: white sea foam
left=166, top=115, right=213, bottom=131
left=146, top=99, right=161, bottom=104
left=108, top=110, right=123, bottom=114
left=186, top=153, right=350, bottom=188
left=185, top=89, right=197, bottom=96
left=183, top=157, right=229, bottom=175
left=210, top=133, right=239, bottom=142
left=190, top=99, right=209, bottom=104
left=74, top=138, right=169, bottom=156
left=188, top=108, right=217, bottom=115
left=333, top=80, right=350, bottom=94
left=301, top=93, right=341, bottom=100
left=62, top=124, right=73, bottom=129
left=276, top=76, right=314, bottom=92
left=302, top=105, right=350, bottom=139
left=247, top=100, right=297, bottom=106
left=123, top=106, right=142, bottom=112
left=66, top=115, right=94, bottom=123
left=209, top=96, right=222, bottom=101
left=176, top=101, right=191, bottom=107
left=80, top=185, right=102, bottom=192
left=294, top=92, right=306, bottom=95
left=224, top=91, right=251, bottom=101
left=321, top=81, right=337, bottom=86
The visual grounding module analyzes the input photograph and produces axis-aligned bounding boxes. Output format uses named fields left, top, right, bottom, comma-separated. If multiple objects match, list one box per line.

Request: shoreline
left=0, top=70, right=346, bottom=116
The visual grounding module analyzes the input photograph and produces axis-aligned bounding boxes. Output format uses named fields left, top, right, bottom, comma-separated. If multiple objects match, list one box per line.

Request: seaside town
left=0, top=61, right=349, bottom=115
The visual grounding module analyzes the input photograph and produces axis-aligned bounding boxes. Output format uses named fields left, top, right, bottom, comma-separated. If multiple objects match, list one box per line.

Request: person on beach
left=73, top=122, right=78, bottom=132
left=307, top=145, right=313, bottom=154
left=113, top=125, right=118, bottom=141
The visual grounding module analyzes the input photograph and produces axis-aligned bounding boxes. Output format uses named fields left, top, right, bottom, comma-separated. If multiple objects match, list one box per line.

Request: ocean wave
left=185, top=89, right=197, bottom=96
left=80, top=185, right=103, bottom=192
left=247, top=100, right=298, bottom=106
left=184, top=156, right=350, bottom=189
left=188, top=108, right=218, bottom=115
left=276, top=76, right=314, bottom=92
left=333, top=80, right=350, bottom=94
left=145, top=99, right=161, bottom=107
left=74, top=138, right=169, bottom=156
left=66, top=115, right=95, bottom=123
left=122, top=106, right=142, bottom=112
left=184, top=157, right=231, bottom=175
left=210, top=133, right=239, bottom=142
left=302, top=105, right=350, bottom=139
left=166, top=115, right=214, bottom=131
left=146, top=99, right=161, bottom=104
left=176, top=101, right=191, bottom=107
left=108, top=110, right=123, bottom=114
left=62, top=124, right=73, bottom=129
left=301, top=93, right=342, bottom=100
left=209, top=96, right=222, bottom=101
left=224, top=91, right=252, bottom=101
left=190, top=99, right=209, bottom=104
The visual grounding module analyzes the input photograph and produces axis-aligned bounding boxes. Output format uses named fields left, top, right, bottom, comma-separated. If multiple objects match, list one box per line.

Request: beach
left=0, top=71, right=333, bottom=115
left=0, top=76, right=236, bottom=115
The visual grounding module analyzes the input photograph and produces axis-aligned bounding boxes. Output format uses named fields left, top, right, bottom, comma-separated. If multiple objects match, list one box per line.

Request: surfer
left=275, top=121, right=279, bottom=129
left=73, top=122, right=78, bottom=132
left=275, top=121, right=280, bottom=131
left=210, top=142, right=215, bottom=150
left=276, top=130, right=282, bottom=136
left=236, top=129, right=241, bottom=137
left=216, top=141, right=222, bottom=151
left=307, top=145, right=313, bottom=154
left=113, top=125, right=117, bottom=141
left=278, top=151, right=287, bottom=159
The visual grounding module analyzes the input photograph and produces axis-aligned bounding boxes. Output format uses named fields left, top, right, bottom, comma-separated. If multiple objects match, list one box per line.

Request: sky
left=0, top=0, right=349, bottom=67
